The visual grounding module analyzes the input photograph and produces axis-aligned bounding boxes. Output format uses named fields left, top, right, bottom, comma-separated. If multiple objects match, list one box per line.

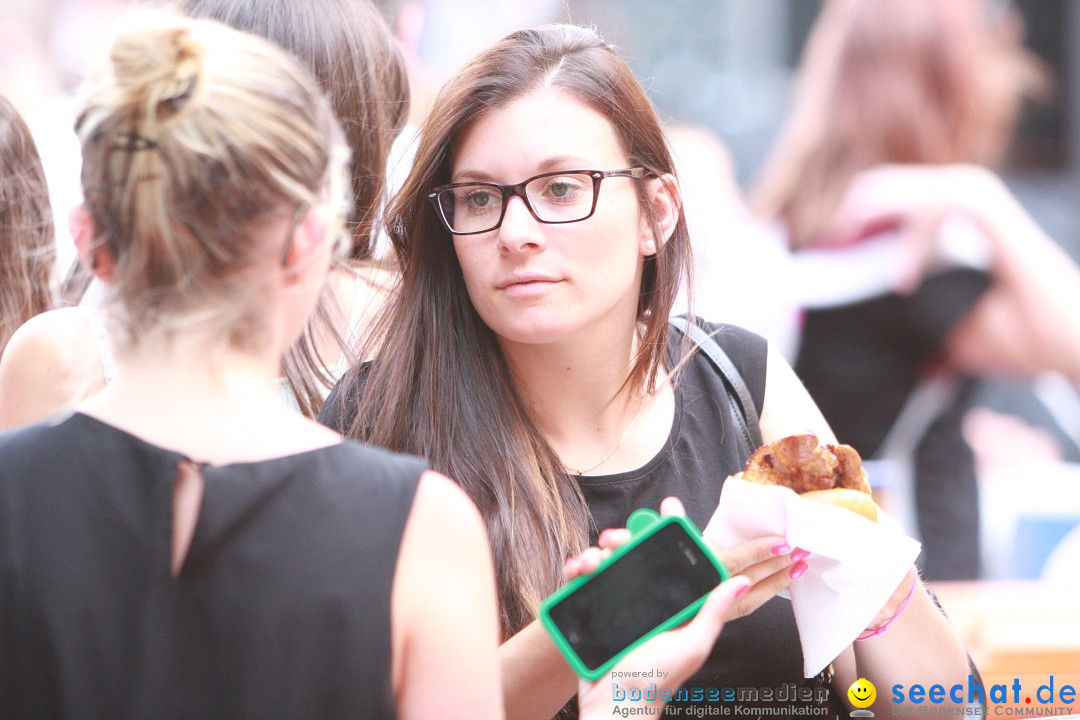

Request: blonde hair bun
left=109, top=12, right=207, bottom=127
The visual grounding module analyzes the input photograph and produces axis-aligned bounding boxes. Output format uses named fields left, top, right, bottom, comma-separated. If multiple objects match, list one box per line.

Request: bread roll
left=737, top=434, right=878, bottom=522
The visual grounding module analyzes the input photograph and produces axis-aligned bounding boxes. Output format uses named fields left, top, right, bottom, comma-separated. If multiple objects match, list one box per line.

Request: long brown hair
left=0, top=95, right=55, bottom=359
left=332, top=24, right=693, bottom=637
left=177, top=0, right=410, bottom=415
left=751, top=0, right=1047, bottom=249
left=177, top=0, right=408, bottom=259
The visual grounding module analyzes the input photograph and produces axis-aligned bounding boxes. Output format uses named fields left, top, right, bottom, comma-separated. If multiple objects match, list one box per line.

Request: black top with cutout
left=0, top=412, right=423, bottom=720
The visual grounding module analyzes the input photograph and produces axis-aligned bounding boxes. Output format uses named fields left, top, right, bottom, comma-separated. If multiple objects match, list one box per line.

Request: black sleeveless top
left=320, top=324, right=841, bottom=715
left=0, top=412, right=424, bottom=720
left=576, top=325, right=838, bottom=714
left=579, top=323, right=767, bottom=538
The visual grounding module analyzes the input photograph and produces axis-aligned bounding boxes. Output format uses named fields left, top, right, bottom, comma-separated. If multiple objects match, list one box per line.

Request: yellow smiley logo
left=848, top=678, right=876, bottom=709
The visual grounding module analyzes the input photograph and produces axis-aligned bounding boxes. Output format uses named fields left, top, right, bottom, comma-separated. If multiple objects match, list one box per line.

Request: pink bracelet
left=856, top=571, right=918, bottom=641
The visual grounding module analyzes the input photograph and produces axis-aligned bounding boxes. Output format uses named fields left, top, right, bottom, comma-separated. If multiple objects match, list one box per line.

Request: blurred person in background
left=750, top=0, right=1080, bottom=580
left=666, top=124, right=801, bottom=358
left=0, top=0, right=411, bottom=427
left=1, top=0, right=129, bottom=278
left=0, top=94, right=56, bottom=362
left=178, top=0, right=410, bottom=414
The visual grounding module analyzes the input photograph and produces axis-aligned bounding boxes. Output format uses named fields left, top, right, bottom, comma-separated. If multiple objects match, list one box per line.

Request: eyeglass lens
left=437, top=172, right=597, bottom=234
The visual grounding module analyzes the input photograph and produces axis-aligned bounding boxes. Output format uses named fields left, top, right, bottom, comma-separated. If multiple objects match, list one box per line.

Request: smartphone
left=539, top=510, right=729, bottom=681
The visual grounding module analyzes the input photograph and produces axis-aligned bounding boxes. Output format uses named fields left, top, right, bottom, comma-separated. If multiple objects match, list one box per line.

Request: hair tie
left=114, top=130, right=159, bottom=152
left=856, top=570, right=918, bottom=641
left=157, top=60, right=200, bottom=117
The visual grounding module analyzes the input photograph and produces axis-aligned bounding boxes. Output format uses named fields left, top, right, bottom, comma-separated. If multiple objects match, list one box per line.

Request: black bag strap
left=669, top=316, right=763, bottom=457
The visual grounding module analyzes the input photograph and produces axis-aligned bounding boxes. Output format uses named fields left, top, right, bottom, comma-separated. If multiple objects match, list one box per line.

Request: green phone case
left=538, top=509, right=730, bottom=681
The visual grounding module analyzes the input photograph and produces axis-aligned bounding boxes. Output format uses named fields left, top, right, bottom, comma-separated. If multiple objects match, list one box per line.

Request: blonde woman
left=0, top=13, right=497, bottom=718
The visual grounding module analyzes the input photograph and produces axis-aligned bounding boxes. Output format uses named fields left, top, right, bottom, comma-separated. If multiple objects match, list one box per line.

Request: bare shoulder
left=407, top=470, right=486, bottom=542
left=394, top=469, right=492, bottom=608
left=5, top=307, right=96, bottom=358
left=391, top=470, right=501, bottom=719
left=0, top=308, right=104, bottom=430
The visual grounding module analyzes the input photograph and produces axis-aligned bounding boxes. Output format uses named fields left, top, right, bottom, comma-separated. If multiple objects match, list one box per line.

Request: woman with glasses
left=320, top=23, right=969, bottom=718
left=0, top=12, right=500, bottom=719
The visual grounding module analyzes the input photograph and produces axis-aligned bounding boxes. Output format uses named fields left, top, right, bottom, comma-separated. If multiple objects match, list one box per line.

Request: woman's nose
left=496, top=195, right=545, bottom=252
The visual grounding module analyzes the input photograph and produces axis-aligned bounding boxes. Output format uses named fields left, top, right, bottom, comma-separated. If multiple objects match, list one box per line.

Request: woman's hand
left=701, top=527, right=807, bottom=620
left=565, top=497, right=805, bottom=621
left=565, top=497, right=807, bottom=717
left=576, top=572, right=752, bottom=720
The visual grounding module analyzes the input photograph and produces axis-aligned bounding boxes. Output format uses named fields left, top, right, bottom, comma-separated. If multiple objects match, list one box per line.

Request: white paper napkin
left=707, top=476, right=921, bottom=678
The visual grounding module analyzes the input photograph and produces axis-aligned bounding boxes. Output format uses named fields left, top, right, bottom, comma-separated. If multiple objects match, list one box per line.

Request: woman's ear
left=280, top=203, right=335, bottom=282
left=70, top=204, right=115, bottom=282
left=640, top=173, right=681, bottom=256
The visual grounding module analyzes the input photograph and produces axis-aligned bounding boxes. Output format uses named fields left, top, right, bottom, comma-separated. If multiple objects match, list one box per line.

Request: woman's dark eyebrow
left=536, top=156, right=592, bottom=172
left=450, top=168, right=498, bottom=183
left=450, top=156, right=596, bottom=184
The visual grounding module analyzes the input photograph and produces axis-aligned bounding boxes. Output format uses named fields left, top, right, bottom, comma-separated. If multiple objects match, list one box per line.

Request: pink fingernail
left=771, top=542, right=792, bottom=555
left=790, top=548, right=810, bottom=563
left=789, top=561, right=809, bottom=580
left=735, top=581, right=752, bottom=599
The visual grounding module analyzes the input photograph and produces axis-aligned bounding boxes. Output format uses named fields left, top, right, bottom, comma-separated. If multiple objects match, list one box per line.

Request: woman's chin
left=484, top=314, right=586, bottom=347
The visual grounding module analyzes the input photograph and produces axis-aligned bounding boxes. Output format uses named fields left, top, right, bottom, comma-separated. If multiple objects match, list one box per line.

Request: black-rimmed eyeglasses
left=428, top=167, right=646, bottom=235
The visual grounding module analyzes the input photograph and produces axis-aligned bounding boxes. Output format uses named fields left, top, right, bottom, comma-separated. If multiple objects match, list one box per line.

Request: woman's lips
left=496, top=272, right=562, bottom=296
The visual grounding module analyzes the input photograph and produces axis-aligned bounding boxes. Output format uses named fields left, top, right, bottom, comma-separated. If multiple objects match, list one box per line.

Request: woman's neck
left=501, top=323, right=638, bottom=430
left=500, top=321, right=673, bottom=476
left=78, top=330, right=338, bottom=464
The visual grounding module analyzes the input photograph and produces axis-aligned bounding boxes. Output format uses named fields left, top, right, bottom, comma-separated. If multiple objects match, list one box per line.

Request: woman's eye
left=545, top=177, right=586, bottom=200
left=464, top=189, right=498, bottom=210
